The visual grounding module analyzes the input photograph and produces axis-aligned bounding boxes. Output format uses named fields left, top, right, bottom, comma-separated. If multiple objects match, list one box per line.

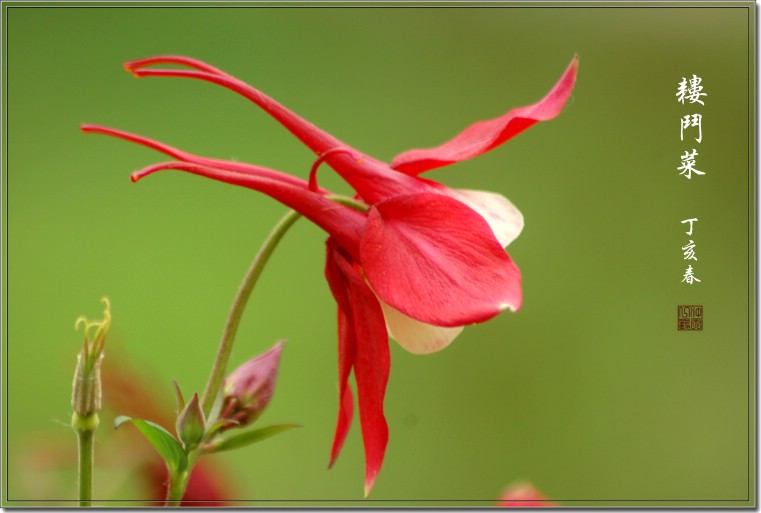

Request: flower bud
left=176, top=392, right=207, bottom=449
left=71, top=298, right=111, bottom=417
left=219, top=341, right=284, bottom=429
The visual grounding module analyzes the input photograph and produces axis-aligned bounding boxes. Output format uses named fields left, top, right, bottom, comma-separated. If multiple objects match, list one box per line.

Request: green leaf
left=115, top=415, right=187, bottom=474
left=172, top=380, right=186, bottom=414
left=206, top=423, right=300, bottom=454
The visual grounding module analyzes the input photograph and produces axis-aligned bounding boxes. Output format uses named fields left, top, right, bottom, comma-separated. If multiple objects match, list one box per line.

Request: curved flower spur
left=83, top=54, right=577, bottom=495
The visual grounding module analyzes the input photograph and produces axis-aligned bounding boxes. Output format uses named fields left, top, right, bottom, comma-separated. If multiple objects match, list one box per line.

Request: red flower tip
left=130, top=163, right=168, bottom=182
left=83, top=123, right=321, bottom=192
left=390, top=54, right=579, bottom=175
left=363, top=476, right=377, bottom=499
left=125, top=55, right=228, bottom=76
left=327, top=382, right=354, bottom=470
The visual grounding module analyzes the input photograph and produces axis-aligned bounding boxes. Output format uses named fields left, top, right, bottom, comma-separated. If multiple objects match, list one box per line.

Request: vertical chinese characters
left=676, top=75, right=706, bottom=284
left=676, top=75, right=707, bottom=179
left=680, top=218, right=700, bottom=284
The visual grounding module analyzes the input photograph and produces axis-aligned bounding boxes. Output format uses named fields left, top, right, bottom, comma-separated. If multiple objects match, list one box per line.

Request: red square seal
left=677, top=305, right=703, bottom=331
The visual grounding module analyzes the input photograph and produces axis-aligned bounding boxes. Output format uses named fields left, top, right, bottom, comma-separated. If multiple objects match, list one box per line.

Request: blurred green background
left=4, top=3, right=754, bottom=507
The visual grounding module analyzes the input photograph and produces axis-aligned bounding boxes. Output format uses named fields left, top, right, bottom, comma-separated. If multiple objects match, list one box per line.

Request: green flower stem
left=199, top=194, right=367, bottom=418
left=165, top=451, right=199, bottom=506
left=200, top=209, right=302, bottom=418
left=326, top=194, right=369, bottom=213
left=165, top=470, right=188, bottom=506
left=165, top=474, right=185, bottom=507
left=72, top=412, right=99, bottom=507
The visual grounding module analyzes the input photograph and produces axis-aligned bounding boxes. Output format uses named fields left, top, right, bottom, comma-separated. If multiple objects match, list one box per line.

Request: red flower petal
left=125, top=60, right=346, bottom=158
left=350, top=278, right=389, bottom=497
left=132, top=161, right=365, bottom=261
left=361, top=193, right=522, bottom=327
left=325, top=241, right=389, bottom=496
left=329, top=360, right=354, bottom=469
left=81, top=124, right=324, bottom=192
left=391, top=55, right=578, bottom=175
left=324, top=242, right=357, bottom=468
left=122, top=60, right=436, bottom=204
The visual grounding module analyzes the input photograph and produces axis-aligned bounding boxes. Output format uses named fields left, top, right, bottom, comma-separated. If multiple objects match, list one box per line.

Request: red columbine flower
left=83, top=54, right=577, bottom=495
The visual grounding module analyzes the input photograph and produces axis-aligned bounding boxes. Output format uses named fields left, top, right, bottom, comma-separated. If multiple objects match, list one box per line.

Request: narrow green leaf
left=115, top=415, right=187, bottom=473
left=207, top=423, right=300, bottom=454
left=172, top=380, right=186, bottom=414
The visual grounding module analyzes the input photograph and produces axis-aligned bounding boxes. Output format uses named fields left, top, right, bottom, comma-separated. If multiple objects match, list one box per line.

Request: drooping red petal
left=349, top=276, right=389, bottom=497
left=391, top=55, right=579, bottom=175
left=132, top=161, right=365, bottom=261
left=81, top=124, right=325, bottom=192
left=361, top=193, right=522, bottom=327
left=329, top=361, right=354, bottom=469
left=324, top=241, right=357, bottom=468
left=325, top=240, right=389, bottom=496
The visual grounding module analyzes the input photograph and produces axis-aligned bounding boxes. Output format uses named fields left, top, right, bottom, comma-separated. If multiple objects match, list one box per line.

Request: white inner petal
left=447, top=189, right=524, bottom=247
left=378, top=299, right=464, bottom=355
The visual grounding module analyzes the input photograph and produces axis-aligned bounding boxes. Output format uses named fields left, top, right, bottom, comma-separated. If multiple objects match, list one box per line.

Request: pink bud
left=220, top=341, right=284, bottom=429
